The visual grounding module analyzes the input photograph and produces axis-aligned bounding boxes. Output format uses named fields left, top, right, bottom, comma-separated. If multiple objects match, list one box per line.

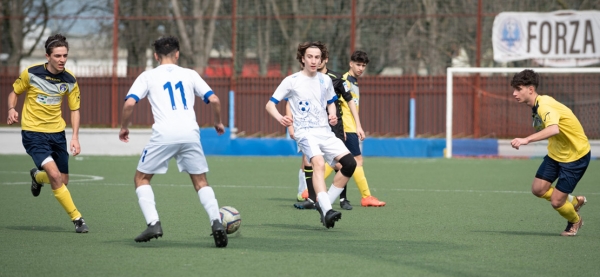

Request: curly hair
left=153, top=36, right=180, bottom=57
left=44, top=34, right=68, bottom=55
left=511, top=69, right=539, bottom=89
left=296, top=41, right=328, bottom=67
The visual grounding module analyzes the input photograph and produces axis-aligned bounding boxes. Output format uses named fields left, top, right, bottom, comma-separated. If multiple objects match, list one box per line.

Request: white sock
left=298, top=169, right=307, bottom=194
left=136, top=185, right=159, bottom=225
left=327, top=184, right=344, bottom=204
left=198, top=186, right=220, bottom=223
left=567, top=194, right=574, bottom=203
left=317, top=192, right=332, bottom=214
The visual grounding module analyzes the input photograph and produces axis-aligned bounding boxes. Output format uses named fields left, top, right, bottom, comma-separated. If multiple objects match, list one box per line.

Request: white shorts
left=295, top=128, right=350, bottom=167
left=137, top=142, right=209, bottom=175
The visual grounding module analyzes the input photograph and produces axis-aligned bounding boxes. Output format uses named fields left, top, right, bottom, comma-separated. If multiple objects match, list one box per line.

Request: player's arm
left=6, top=91, right=19, bottom=125
left=266, top=100, right=292, bottom=127
left=327, top=102, right=337, bottom=126
left=285, top=101, right=295, bottom=139
left=347, top=100, right=365, bottom=140
left=511, top=124, right=559, bottom=150
left=70, top=110, right=81, bottom=156
left=119, top=97, right=137, bottom=142
left=207, top=94, right=225, bottom=135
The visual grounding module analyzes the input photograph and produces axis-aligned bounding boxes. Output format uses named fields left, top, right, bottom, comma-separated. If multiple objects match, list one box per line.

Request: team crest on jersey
left=298, top=100, right=310, bottom=113
left=532, top=113, right=544, bottom=132
left=57, top=83, right=68, bottom=93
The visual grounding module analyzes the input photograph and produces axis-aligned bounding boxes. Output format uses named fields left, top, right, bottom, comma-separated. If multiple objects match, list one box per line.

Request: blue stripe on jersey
left=270, top=97, right=280, bottom=104
left=203, top=90, right=214, bottom=104
left=125, top=94, right=140, bottom=102
left=327, top=95, right=338, bottom=104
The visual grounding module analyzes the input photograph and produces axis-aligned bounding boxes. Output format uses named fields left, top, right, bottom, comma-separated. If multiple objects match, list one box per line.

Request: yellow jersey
left=339, top=72, right=359, bottom=133
left=532, top=95, right=590, bottom=162
left=13, top=63, right=81, bottom=133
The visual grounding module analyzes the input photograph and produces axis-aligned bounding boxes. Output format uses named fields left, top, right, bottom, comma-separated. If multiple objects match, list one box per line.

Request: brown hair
left=44, top=34, right=69, bottom=55
left=296, top=41, right=328, bottom=67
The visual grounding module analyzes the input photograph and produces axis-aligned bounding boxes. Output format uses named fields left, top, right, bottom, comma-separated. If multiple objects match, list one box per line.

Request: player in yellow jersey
left=335, top=50, right=385, bottom=208
left=510, top=69, right=589, bottom=236
left=6, top=34, right=88, bottom=233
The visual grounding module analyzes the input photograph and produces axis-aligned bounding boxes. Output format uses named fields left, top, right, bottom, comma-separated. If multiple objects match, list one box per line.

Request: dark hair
left=511, top=69, right=539, bottom=89
left=350, top=50, right=369, bottom=64
left=153, top=36, right=180, bottom=57
left=44, top=34, right=68, bottom=55
left=296, top=41, right=328, bottom=67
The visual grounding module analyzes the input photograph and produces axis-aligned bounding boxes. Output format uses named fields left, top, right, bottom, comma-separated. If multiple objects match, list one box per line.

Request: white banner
left=493, top=10, right=600, bottom=66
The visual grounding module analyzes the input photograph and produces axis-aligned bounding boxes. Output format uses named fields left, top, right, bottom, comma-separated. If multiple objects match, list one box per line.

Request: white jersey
left=126, top=64, right=214, bottom=144
left=271, top=71, right=337, bottom=134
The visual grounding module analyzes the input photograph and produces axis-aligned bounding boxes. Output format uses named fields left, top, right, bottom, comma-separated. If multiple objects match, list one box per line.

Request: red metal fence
left=2, top=74, right=599, bottom=139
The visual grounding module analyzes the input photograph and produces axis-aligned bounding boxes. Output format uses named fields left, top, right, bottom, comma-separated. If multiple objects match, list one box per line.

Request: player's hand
left=70, top=139, right=81, bottom=156
left=215, top=123, right=225, bottom=135
left=279, top=115, right=293, bottom=127
left=328, top=115, right=338, bottom=126
left=510, top=138, right=529, bottom=150
left=119, top=128, right=130, bottom=142
left=7, top=109, right=18, bottom=125
left=288, top=126, right=295, bottom=140
left=357, top=127, right=366, bottom=141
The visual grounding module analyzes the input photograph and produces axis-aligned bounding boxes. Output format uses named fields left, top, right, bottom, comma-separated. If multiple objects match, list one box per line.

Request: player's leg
left=133, top=144, right=174, bottom=242
left=179, top=142, right=227, bottom=247
left=344, top=133, right=385, bottom=207
left=553, top=152, right=590, bottom=236
left=294, top=155, right=316, bottom=209
left=296, top=155, right=308, bottom=201
left=310, top=154, right=341, bottom=228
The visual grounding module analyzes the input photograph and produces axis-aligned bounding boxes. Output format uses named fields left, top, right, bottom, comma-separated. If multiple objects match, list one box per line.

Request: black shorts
left=535, top=152, right=590, bottom=194
left=344, top=132, right=361, bottom=156
left=22, top=130, right=70, bottom=173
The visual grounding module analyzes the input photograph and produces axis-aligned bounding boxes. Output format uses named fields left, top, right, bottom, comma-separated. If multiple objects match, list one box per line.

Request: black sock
left=304, top=166, right=316, bottom=202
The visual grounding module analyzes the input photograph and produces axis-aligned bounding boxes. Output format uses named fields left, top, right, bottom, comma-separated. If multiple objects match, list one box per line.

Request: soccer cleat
left=30, top=168, right=43, bottom=197
left=574, top=196, right=587, bottom=212
left=134, top=221, right=162, bottom=242
left=297, top=192, right=306, bottom=202
left=294, top=199, right=316, bottom=210
left=323, top=209, right=342, bottom=229
left=361, top=196, right=386, bottom=207
left=211, top=219, right=228, bottom=248
left=72, top=217, right=89, bottom=233
left=560, top=216, right=583, bottom=236
left=339, top=198, right=353, bottom=210
left=301, top=189, right=309, bottom=200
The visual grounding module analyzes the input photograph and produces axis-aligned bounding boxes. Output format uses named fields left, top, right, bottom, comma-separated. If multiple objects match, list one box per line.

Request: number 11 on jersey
left=163, top=81, right=188, bottom=110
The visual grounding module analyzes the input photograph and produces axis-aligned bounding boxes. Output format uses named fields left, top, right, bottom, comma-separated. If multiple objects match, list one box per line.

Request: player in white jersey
left=266, top=41, right=357, bottom=229
left=119, top=36, right=228, bottom=247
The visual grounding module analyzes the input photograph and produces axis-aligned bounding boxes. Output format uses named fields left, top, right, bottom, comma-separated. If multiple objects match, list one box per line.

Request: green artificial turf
left=1, top=155, right=598, bottom=277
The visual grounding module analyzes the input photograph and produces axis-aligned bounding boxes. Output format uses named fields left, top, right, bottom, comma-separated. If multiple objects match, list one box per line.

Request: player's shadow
left=5, top=225, right=68, bottom=233
left=473, top=230, right=556, bottom=237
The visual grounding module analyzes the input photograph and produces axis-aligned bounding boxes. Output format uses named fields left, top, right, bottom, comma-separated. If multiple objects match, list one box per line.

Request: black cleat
left=73, top=217, right=89, bottom=233
left=135, top=221, right=162, bottom=242
left=340, top=199, right=353, bottom=210
left=211, top=219, right=228, bottom=248
left=294, top=199, right=316, bottom=210
left=323, top=209, right=342, bottom=229
left=30, top=168, right=43, bottom=197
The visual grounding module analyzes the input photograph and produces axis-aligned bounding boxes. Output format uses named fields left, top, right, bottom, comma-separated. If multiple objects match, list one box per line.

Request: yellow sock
left=36, top=171, right=50, bottom=184
left=568, top=195, right=578, bottom=207
left=539, top=187, right=553, bottom=201
left=324, top=164, right=334, bottom=179
left=53, top=184, right=82, bottom=221
left=554, top=202, right=580, bottom=223
left=352, top=166, right=371, bottom=198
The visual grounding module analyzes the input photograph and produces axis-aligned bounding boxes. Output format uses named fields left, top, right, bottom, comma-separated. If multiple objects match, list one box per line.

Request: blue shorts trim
left=344, top=133, right=361, bottom=156
left=535, top=151, right=590, bottom=194
left=22, top=130, right=69, bottom=173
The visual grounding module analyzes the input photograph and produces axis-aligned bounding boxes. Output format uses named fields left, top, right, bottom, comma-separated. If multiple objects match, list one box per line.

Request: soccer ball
left=219, top=206, right=241, bottom=234
left=298, top=101, right=310, bottom=112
